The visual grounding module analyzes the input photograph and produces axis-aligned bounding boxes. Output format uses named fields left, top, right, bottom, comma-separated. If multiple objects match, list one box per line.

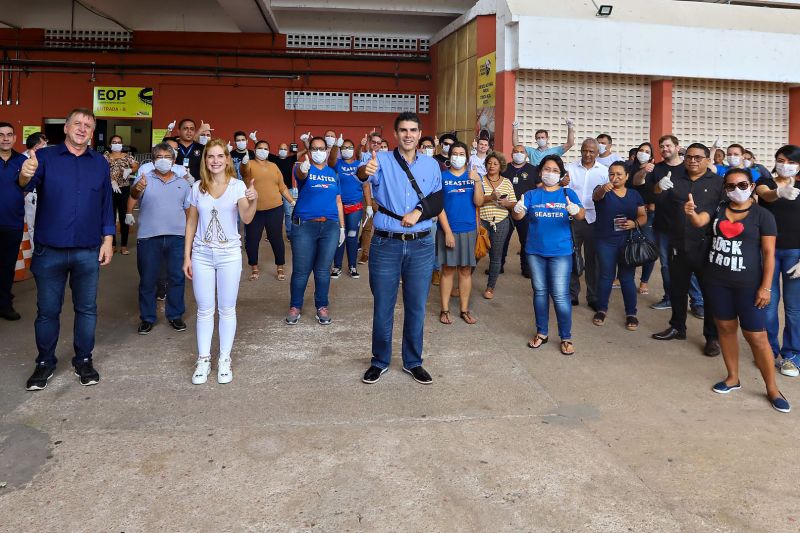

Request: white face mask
left=255, top=148, right=269, bottom=160
left=442, top=144, right=451, bottom=155
left=727, top=186, right=752, bottom=204
left=743, top=159, right=752, bottom=168
left=198, top=135, right=210, bottom=146
left=536, top=138, right=548, bottom=148
left=324, top=136, right=336, bottom=147
left=278, top=149, right=288, bottom=158
left=776, top=162, right=799, bottom=178
left=450, top=155, right=467, bottom=169
left=727, top=155, right=741, bottom=167
left=154, top=158, right=172, bottom=173
left=597, top=143, right=607, bottom=155
left=512, top=152, right=526, bottom=165
left=311, top=150, right=327, bottom=164
left=236, top=140, right=247, bottom=151
left=541, top=172, right=561, bottom=186
left=341, top=148, right=355, bottom=160
left=110, top=143, right=123, bottom=152
left=422, top=147, right=434, bottom=157
left=379, top=147, right=389, bottom=152
left=636, top=151, right=650, bottom=164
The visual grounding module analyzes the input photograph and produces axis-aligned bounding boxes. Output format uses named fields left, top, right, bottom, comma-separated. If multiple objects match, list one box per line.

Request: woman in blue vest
left=286, top=136, right=345, bottom=326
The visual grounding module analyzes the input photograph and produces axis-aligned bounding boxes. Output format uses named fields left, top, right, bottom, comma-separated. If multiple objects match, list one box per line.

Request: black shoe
left=74, top=360, right=100, bottom=386
left=0, top=308, right=21, bottom=321
left=348, top=267, right=360, bottom=279
left=588, top=301, right=599, bottom=312
left=169, top=318, right=187, bottom=331
left=652, top=327, right=687, bottom=341
left=26, top=363, right=55, bottom=391
left=690, top=305, right=705, bottom=319
left=704, top=339, right=721, bottom=357
left=138, top=321, right=154, bottom=335
left=403, top=365, right=433, bottom=384
left=522, top=270, right=531, bottom=279
left=362, top=365, right=388, bottom=384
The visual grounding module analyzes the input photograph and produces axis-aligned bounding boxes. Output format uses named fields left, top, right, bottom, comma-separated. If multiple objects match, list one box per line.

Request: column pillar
left=789, top=87, right=800, bottom=146
left=650, top=79, right=673, bottom=154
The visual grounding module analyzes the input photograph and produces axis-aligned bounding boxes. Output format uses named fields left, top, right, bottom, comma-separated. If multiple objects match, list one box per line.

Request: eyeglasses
left=724, top=181, right=751, bottom=192
left=684, top=155, right=706, bottom=162
left=154, top=155, right=174, bottom=160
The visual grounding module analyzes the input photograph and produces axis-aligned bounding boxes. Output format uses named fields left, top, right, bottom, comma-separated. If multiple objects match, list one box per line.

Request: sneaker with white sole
left=218, top=358, right=232, bottom=384
left=192, top=357, right=211, bottom=385
left=330, top=268, right=342, bottom=279
left=285, top=307, right=301, bottom=325
left=780, top=359, right=800, bottom=377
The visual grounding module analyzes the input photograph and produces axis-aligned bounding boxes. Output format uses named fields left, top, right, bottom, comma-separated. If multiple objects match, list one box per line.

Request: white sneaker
left=218, top=358, right=233, bottom=384
left=780, top=359, right=800, bottom=378
left=192, top=358, right=211, bottom=385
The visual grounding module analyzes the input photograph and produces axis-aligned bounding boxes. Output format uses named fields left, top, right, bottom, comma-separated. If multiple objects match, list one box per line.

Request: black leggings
left=112, top=186, right=131, bottom=247
left=244, top=206, right=285, bottom=266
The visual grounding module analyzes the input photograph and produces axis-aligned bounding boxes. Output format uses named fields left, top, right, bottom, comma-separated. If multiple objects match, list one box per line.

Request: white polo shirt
left=565, top=160, right=608, bottom=224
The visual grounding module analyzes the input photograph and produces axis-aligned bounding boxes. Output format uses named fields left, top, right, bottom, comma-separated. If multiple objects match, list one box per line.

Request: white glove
left=226, top=142, right=233, bottom=153
left=299, top=156, right=311, bottom=174
left=565, top=118, right=575, bottom=128
left=566, top=202, right=580, bottom=216
left=658, top=171, right=674, bottom=191
left=511, top=121, right=519, bottom=130
left=712, top=137, right=722, bottom=149
left=125, top=213, right=135, bottom=225
left=249, top=130, right=258, bottom=142
left=788, top=259, right=800, bottom=279
left=365, top=206, right=374, bottom=219
left=338, top=227, right=346, bottom=247
left=122, top=168, right=132, bottom=180
left=300, top=132, right=310, bottom=143
left=776, top=184, right=800, bottom=201
left=167, top=119, right=176, bottom=131
left=185, top=173, right=195, bottom=185
left=291, top=187, right=298, bottom=198
left=513, top=199, right=526, bottom=214
left=111, top=181, right=121, bottom=194
left=336, top=134, right=344, bottom=147
left=242, top=152, right=249, bottom=165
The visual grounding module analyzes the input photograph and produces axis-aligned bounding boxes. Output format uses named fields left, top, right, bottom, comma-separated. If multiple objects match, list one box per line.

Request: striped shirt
left=479, top=176, right=516, bottom=224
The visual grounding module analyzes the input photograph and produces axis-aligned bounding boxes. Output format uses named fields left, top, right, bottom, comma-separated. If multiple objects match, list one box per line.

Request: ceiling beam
left=215, top=0, right=275, bottom=32
left=73, top=0, right=134, bottom=32
left=269, top=0, right=470, bottom=17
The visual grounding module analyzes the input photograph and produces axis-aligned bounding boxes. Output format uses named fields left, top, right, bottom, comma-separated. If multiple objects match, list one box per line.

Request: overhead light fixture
left=591, top=1, right=613, bottom=17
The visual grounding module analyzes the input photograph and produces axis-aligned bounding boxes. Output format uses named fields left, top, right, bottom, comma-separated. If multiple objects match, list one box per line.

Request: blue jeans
left=638, top=211, right=656, bottom=283
left=369, top=232, right=435, bottom=369
left=289, top=219, right=339, bottom=309
left=766, top=248, right=800, bottom=361
left=30, top=244, right=100, bottom=366
left=283, top=195, right=295, bottom=240
left=527, top=254, right=573, bottom=340
left=655, top=229, right=703, bottom=305
left=596, top=238, right=637, bottom=316
left=334, top=209, right=362, bottom=269
left=431, top=219, right=440, bottom=271
left=137, top=235, right=185, bottom=323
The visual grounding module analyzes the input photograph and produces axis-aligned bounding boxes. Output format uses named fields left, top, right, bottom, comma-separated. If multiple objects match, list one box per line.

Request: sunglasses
left=684, top=155, right=706, bottom=162
left=723, top=181, right=751, bottom=192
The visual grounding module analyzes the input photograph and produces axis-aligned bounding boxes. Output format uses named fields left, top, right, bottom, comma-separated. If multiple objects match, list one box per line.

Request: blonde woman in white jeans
left=183, top=139, right=258, bottom=384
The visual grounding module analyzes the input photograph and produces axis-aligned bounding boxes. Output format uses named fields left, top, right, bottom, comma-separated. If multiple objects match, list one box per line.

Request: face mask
left=154, top=158, right=172, bottom=173
left=450, top=155, right=467, bottom=169
left=442, top=144, right=451, bottom=155
left=311, top=150, right=327, bottom=164
left=776, top=162, right=800, bottom=178
left=636, top=151, right=650, bottom=164
left=727, top=155, right=741, bottom=167
left=512, top=152, right=526, bottom=165
left=255, top=148, right=269, bottom=160
left=597, top=143, right=607, bottom=155
left=379, top=148, right=389, bottom=152
left=727, top=186, right=752, bottom=203
left=198, top=136, right=210, bottom=146
left=536, top=138, right=547, bottom=148
left=110, top=143, right=123, bottom=152
left=324, top=136, right=336, bottom=147
left=341, top=148, right=355, bottom=159
left=422, top=147, right=434, bottom=157
left=278, top=149, right=288, bottom=158
left=541, top=172, right=561, bottom=186
left=236, top=140, right=247, bottom=151
left=743, top=159, right=752, bottom=168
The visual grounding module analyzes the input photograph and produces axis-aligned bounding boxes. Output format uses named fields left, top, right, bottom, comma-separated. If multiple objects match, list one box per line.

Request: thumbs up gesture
left=134, top=175, right=148, bottom=193
left=242, top=152, right=249, bottom=165
left=712, top=137, right=723, bottom=149
left=21, top=149, right=38, bottom=179
left=245, top=178, right=258, bottom=202
left=364, top=150, right=379, bottom=176
left=565, top=193, right=580, bottom=216
left=249, top=130, right=258, bottom=142
left=684, top=193, right=697, bottom=215
left=777, top=183, right=800, bottom=201
left=658, top=171, right=674, bottom=191
left=226, top=142, right=233, bottom=153
left=335, top=134, right=344, bottom=147
left=300, top=155, right=311, bottom=174
left=167, top=119, right=176, bottom=131
left=361, top=134, right=368, bottom=147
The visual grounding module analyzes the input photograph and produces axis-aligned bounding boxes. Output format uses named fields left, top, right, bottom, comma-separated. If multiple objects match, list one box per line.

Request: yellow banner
left=22, top=126, right=41, bottom=141
left=93, top=87, right=153, bottom=118
left=477, top=52, right=496, bottom=108
left=151, top=128, right=171, bottom=147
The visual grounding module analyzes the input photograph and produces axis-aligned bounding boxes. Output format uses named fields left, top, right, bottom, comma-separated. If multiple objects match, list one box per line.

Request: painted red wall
left=0, top=29, right=434, bottom=150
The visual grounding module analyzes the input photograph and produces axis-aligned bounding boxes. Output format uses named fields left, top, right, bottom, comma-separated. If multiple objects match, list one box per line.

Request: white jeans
left=191, top=245, right=242, bottom=360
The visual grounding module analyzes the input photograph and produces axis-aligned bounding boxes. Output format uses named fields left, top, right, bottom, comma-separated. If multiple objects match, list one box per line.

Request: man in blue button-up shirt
left=357, top=112, right=443, bottom=385
left=0, top=122, right=26, bottom=321
left=17, top=108, right=114, bottom=391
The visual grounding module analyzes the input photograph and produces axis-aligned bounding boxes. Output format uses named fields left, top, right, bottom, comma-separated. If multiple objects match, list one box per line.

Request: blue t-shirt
left=523, top=187, right=582, bottom=257
left=442, top=170, right=479, bottom=234
left=336, top=159, right=363, bottom=205
left=293, top=164, right=340, bottom=221
left=716, top=164, right=760, bottom=182
left=525, top=145, right=565, bottom=166
left=594, top=188, right=644, bottom=243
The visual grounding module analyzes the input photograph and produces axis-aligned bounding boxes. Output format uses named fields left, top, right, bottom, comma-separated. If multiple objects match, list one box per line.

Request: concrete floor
left=1, top=234, right=798, bottom=532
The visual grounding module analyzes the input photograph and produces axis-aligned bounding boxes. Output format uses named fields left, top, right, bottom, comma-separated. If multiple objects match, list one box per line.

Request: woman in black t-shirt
left=755, top=144, right=800, bottom=379
left=685, top=168, right=789, bottom=413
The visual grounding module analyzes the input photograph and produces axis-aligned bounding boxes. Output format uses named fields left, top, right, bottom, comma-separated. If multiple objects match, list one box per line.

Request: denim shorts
left=707, top=283, right=766, bottom=332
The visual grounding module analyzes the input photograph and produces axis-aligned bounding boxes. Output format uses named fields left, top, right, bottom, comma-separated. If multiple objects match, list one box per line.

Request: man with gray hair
left=129, top=142, right=192, bottom=336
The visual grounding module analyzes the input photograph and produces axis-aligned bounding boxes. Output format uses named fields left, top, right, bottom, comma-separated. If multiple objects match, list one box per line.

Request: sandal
left=276, top=267, right=286, bottom=281
left=460, top=310, right=477, bottom=324
left=120, top=247, right=130, bottom=255
left=249, top=268, right=260, bottom=281
left=483, top=287, right=494, bottom=300
left=527, top=334, right=548, bottom=349
left=560, top=340, right=575, bottom=356
left=592, top=311, right=606, bottom=326
left=626, top=315, right=639, bottom=331
left=638, top=282, right=649, bottom=295
left=439, top=310, right=452, bottom=325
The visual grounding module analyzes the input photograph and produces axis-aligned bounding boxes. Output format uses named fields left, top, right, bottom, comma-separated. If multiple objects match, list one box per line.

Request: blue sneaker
left=771, top=394, right=791, bottom=413
left=712, top=381, right=741, bottom=394
left=650, top=298, right=671, bottom=310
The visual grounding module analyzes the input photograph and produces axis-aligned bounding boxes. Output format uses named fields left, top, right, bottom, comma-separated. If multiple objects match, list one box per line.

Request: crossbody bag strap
left=392, top=148, right=425, bottom=201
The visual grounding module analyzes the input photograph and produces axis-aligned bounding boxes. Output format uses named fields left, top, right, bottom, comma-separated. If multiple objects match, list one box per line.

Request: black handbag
left=563, top=188, right=585, bottom=277
left=623, top=221, right=658, bottom=267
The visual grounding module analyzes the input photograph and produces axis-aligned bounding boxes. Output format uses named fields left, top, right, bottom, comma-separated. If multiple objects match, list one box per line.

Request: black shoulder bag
left=623, top=221, right=658, bottom=267
left=563, top=188, right=585, bottom=277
